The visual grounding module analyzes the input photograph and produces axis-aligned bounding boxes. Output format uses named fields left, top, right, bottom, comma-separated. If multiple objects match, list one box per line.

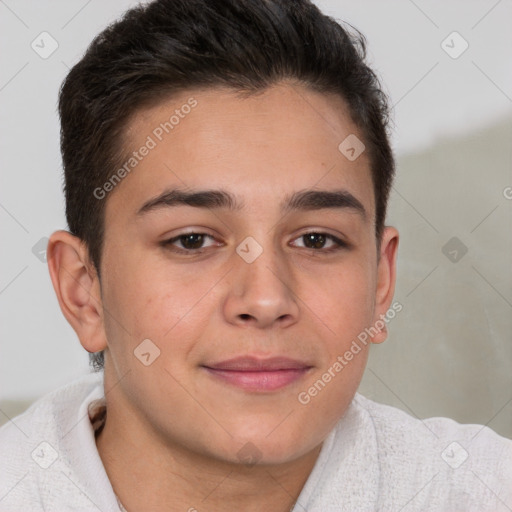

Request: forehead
left=107, top=82, right=374, bottom=221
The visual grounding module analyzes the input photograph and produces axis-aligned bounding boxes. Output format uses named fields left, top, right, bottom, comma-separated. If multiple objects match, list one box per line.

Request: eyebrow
left=137, top=187, right=367, bottom=219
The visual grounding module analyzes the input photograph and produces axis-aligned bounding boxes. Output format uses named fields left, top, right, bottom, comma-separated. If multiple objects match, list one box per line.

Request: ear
left=370, top=226, right=399, bottom=344
left=47, top=230, right=107, bottom=354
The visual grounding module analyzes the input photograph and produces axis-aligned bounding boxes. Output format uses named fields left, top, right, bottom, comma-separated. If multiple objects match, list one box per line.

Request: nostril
left=240, top=314, right=251, bottom=320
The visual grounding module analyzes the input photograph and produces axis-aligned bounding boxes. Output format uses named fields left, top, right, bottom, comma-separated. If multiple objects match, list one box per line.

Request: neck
left=95, top=396, right=323, bottom=512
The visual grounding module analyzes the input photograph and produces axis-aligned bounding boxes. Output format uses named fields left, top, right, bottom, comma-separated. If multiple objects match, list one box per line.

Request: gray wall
left=359, top=119, right=512, bottom=438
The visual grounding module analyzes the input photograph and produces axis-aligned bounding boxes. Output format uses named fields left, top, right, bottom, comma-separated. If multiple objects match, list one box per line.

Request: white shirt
left=0, top=371, right=511, bottom=511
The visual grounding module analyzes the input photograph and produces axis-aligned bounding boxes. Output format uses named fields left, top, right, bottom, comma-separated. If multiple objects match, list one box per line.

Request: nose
left=223, top=242, right=300, bottom=329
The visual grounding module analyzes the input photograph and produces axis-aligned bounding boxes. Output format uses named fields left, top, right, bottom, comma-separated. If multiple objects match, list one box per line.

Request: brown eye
left=179, top=233, right=206, bottom=249
left=162, top=232, right=217, bottom=253
left=303, top=233, right=327, bottom=249
left=292, top=232, right=347, bottom=252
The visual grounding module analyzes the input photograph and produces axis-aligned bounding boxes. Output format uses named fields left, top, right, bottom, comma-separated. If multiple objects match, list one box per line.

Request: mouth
left=201, top=356, right=313, bottom=392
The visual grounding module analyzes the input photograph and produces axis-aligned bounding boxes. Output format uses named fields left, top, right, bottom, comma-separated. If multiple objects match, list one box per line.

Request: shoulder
left=353, top=391, right=512, bottom=454
left=0, top=371, right=105, bottom=511
left=0, top=371, right=103, bottom=442
left=352, top=392, right=512, bottom=510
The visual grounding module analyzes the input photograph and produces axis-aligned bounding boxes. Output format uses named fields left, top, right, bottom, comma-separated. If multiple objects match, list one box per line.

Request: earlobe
left=47, top=230, right=107, bottom=353
left=371, top=226, right=399, bottom=344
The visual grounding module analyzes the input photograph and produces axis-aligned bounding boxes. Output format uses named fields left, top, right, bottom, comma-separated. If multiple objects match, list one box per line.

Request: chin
left=222, top=429, right=320, bottom=467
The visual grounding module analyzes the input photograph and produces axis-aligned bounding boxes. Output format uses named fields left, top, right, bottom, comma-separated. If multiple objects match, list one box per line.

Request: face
left=89, top=83, right=397, bottom=464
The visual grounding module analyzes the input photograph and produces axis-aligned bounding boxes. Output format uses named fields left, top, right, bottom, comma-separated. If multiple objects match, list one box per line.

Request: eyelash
left=161, top=231, right=348, bottom=255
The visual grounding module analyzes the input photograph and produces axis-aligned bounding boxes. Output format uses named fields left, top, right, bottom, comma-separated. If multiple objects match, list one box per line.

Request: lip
left=202, top=356, right=313, bottom=392
left=204, top=356, right=311, bottom=371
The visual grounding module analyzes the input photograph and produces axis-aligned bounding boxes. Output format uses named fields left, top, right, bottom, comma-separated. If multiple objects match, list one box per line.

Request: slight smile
left=201, top=356, right=314, bottom=392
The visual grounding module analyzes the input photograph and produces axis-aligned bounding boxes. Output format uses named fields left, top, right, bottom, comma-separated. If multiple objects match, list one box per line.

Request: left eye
left=291, top=232, right=347, bottom=252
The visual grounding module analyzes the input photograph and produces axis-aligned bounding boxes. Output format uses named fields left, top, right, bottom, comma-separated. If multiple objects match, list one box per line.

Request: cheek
left=100, top=254, right=216, bottom=358
left=295, top=263, right=375, bottom=424
left=303, top=259, right=376, bottom=339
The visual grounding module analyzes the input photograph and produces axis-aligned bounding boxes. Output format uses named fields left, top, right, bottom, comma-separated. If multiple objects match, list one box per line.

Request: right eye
left=161, top=232, right=219, bottom=254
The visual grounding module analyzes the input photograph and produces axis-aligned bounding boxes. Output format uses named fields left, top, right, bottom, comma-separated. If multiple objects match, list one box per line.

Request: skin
left=48, top=81, right=398, bottom=512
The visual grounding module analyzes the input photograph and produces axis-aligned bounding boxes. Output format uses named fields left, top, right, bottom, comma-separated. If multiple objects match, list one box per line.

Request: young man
left=1, top=0, right=510, bottom=510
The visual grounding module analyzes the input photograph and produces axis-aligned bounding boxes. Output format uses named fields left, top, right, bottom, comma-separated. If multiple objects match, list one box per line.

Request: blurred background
left=1, top=0, right=511, bottom=437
